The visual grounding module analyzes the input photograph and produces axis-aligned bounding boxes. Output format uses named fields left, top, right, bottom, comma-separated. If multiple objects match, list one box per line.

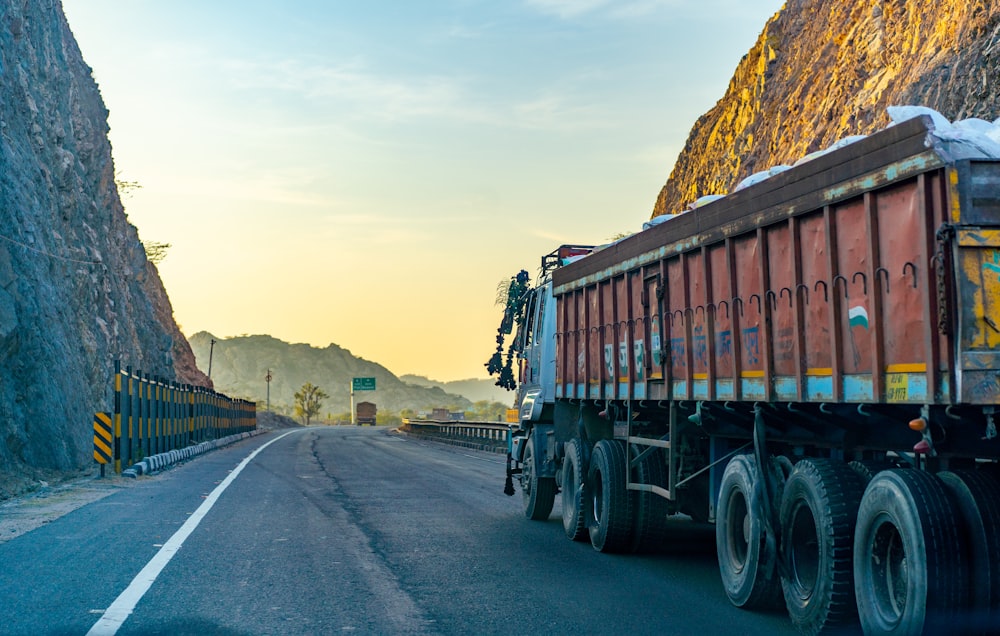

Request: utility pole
left=265, top=369, right=272, bottom=411
left=207, top=338, right=217, bottom=378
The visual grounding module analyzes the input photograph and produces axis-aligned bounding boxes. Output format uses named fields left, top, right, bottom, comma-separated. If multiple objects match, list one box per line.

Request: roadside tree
left=294, top=382, right=329, bottom=425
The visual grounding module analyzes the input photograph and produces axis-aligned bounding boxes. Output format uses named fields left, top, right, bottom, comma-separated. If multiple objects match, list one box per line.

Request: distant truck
left=356, top=401, right=376, bottom=426
left=493, top=115, right=1000, bottom=634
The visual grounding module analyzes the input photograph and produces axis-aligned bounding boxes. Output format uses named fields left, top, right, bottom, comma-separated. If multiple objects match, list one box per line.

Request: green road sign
left=352, top=377, right=376, bottom=391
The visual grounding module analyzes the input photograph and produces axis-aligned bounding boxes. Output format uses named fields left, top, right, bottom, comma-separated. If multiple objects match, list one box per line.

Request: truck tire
left=630, top=445, right=670, bottom=553
left=937, top=470, right=1000, bottom=618
left=587, top=439, right=633, bottom=552
left=522, top=437, right=555, bottom=520
left=561, top=438, right=588, bottom=541
left=779, top=458, right=865, bottom=635
left=716, top=453, right=783, bottom=609
left=853, top=469, right=967, bottom=635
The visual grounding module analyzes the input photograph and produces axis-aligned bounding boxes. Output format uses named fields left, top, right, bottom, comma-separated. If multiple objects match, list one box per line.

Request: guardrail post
left=124, top=365, right=133, bottom=468
left=143, top=373, right=151, bottom=457
left=170, top=381, right=178, bottom=451
left=113, top=361, right=122, bottom=473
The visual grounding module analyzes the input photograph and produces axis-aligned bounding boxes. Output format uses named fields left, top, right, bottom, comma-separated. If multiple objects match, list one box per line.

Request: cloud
left=212, top=53, right=619, bottom=136
left=220, top=57, right=466, bottom=123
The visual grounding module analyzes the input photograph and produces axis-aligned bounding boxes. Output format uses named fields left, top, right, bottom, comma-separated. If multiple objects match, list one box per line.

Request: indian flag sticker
left=848, top=305, right=870, bottom=329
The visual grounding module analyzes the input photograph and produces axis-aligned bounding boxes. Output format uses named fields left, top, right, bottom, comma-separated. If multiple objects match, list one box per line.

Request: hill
left=399, top=375, right=513, bottom=406
left=188, top=332, right=471, bottom=416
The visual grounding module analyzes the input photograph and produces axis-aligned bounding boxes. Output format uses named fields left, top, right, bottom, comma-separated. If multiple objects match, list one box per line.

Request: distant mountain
left=399, top=375, right=514, bottom=406
left=188, top=332, right=471, bottom=415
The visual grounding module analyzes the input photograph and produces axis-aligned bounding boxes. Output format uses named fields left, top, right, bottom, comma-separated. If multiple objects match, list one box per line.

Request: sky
left=61, top=0, right=786, bottom=382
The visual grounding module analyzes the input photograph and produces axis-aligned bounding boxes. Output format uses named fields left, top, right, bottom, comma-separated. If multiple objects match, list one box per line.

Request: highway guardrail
left=400, top=419, right=510, bottom=452
left=102, top=360, right=256, bottom=473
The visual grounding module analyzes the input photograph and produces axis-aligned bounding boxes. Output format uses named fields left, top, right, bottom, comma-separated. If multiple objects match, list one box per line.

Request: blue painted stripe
left=805, top=376, right=834, bottom=401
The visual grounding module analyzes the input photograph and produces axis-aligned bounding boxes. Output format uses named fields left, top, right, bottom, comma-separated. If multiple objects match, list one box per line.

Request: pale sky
left=62, top=0, right=785, bottom=382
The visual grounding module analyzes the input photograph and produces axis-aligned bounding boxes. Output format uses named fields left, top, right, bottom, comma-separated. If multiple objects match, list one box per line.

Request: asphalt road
left=0, top=426, right=798, bottom=635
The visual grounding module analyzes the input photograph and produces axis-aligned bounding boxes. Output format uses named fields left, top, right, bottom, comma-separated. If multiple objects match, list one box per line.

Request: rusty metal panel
left=733, top=235, right=764, bottom=377
left=832, top=199, right=872, bottom=382
left=874, top=183, right=928, bottom=390
left=587, top=284, right=602, bottom=399
left=588, top=283, right=600, bottom=399
left=628, top=270, right=646, bottom=396
left=601, top=279, right=617, bottom=399
left=574, top=290, right=586, bottom=398
left=709, top=245, right=734, bottom=383
left=665, top=256, right=688, bottom=397
left=798, top=213, right=832, bottom=373
left=686, top=250, right=709, bottom=382
left=643, top=270, right=664, bottom=381
left=767, top=223, right=796, bottom=378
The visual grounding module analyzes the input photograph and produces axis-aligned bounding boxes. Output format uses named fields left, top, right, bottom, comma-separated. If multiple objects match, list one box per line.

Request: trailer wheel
left=854, top=469, right=967, bottom=635
left=587, top=439, right=633, bottom=552
left=630, top=445, right=670, bottom=553
left=522, top=437, right=555, bottom=520
left=779, top=459, right=865, bottom=634
left=561, top=438, right=588, bottom=541
left=937, top=470, right=1000, bottom=617
left=716, top=453, right=783, bottom=609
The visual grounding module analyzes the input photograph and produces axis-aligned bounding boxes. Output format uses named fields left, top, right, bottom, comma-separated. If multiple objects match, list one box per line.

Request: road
left=0, top=426, right=797, bottom=635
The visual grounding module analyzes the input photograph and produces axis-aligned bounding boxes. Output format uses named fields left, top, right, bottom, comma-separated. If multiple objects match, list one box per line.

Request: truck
left=356, top=401, right=377, bottom=426
left=492, top=115, right=1000, bottom=635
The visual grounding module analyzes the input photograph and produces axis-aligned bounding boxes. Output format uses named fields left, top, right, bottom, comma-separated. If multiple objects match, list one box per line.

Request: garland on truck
left=485, top=269, right=531, bottom=390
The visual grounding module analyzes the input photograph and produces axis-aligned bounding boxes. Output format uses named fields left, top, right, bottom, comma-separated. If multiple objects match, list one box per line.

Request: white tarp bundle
left=887, top=105, right=1000, bottom=160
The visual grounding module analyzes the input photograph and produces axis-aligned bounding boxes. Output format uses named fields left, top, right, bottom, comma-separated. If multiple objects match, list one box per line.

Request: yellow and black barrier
left=105, top=360, right=256, bottom=474
left=93, top=412, right=113, bottom=464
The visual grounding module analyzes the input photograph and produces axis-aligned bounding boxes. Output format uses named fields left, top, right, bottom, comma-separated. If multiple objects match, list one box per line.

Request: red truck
left=493, top=115, right=1000, bottom=634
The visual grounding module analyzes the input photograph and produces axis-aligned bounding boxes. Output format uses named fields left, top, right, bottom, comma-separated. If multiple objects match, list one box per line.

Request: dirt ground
left=0, top=471, right=137, bottom=544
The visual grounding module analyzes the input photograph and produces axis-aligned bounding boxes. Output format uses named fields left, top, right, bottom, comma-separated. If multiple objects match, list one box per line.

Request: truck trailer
left=494, top=115, right=1000, bottom=634
left=356, top=401, right=377, bottom=426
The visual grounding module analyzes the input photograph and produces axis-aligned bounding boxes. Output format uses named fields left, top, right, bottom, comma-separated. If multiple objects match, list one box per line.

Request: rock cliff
left=654, top=0, right=1000, bottom=216
left=0, top=0, right=208, bottom=497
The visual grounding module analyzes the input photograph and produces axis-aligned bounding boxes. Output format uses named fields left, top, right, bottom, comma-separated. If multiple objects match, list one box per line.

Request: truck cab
left=507, top=246, right=594, bottom=519
left=514, top=281, right=555, bottom=424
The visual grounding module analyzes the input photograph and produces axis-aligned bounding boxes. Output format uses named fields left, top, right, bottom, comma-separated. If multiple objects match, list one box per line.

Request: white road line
left=86, top=429, right=302, bottom=636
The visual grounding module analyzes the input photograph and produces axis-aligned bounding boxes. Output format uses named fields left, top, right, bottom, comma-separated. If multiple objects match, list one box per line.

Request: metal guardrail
left=102, top=360, right=256, bottom=473
left=400, top=419, right=510, bottom=446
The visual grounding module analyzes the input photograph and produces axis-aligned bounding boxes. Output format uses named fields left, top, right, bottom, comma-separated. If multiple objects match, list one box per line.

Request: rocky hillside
left=189, top=333, right=471, bottom=416
left=0, top=1, right=208, bottom=496
left=655, top=0, right=1000, bottom=216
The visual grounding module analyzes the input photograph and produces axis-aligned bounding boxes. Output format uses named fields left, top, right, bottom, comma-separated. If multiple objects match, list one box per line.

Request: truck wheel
left=587, top=439, right=633, bottom=552
left=854, top=469, right=967, bottom=635
left=937, top=470, right=1000, bottom=616
left=630, top=445, right=670, bottom=553
left=561, top=438, right=588, bottom=541
left=716, top=453, right=783, bottom=609
left=779, top=458, right=865, bottom=634
left=522, top=438, right=555, bottom=520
